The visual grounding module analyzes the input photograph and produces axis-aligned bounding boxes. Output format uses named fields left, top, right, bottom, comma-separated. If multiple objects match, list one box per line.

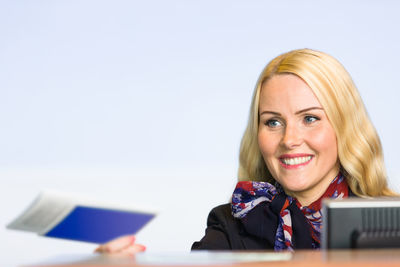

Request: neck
left=291, top=192, right=321, bottom=207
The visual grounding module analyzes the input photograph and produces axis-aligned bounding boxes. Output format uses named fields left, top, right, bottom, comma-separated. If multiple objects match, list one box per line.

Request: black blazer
left=191, top=192, right=356, bottom=250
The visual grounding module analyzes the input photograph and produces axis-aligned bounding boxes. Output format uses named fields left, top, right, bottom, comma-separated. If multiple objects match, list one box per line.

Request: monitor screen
left=322, top=197, right=400, bottom=249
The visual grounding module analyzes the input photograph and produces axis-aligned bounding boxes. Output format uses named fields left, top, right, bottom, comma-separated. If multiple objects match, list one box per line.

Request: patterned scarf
left=231, top=173, right=348, bottom=251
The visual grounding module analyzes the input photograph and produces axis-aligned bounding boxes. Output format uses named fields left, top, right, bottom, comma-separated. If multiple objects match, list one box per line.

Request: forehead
left=259, top=74, right=322, bottom=112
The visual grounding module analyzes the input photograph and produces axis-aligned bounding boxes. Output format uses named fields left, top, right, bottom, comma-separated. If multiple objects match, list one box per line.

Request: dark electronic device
left=322, top=197, right=400, bottom=249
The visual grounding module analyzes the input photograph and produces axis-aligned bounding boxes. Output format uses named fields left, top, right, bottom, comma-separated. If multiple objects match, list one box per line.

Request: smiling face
left=258, top=74, right=339, bottom=206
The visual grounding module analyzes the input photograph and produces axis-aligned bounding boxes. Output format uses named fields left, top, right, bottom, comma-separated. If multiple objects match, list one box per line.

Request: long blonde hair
left=238, top=48, right=396, bottom=197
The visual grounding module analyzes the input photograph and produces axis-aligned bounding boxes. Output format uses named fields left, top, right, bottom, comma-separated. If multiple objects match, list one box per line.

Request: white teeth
left=281, top=156, right=312, bottom=165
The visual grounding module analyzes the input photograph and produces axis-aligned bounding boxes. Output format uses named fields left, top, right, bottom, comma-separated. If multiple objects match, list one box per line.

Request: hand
left=94, top=235, right=146, bottom=255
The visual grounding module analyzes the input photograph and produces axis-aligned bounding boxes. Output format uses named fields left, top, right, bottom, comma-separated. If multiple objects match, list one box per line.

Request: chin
left=280, top=180, right=311, bottom=194
left=278, top=172, right=309, bottom=185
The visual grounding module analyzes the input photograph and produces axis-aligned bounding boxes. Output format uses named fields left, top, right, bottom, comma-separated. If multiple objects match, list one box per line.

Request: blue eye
left=266, top=119, right=282, bottom=128
left=304, top=116, right=319, bottom=124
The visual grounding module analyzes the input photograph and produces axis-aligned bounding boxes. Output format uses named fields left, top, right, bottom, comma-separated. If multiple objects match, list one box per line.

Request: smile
left=279, top=155, right=313, bottom=169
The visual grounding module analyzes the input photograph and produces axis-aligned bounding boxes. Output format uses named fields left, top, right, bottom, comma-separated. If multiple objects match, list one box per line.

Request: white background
left=1, top=1, right=400, bottom=266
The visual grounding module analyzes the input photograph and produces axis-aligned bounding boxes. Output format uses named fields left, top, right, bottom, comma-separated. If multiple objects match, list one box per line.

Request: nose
left=281, top=123, right=303, bottom=149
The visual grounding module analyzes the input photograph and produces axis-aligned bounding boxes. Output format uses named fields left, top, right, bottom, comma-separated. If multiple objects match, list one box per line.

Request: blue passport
left=45, top=206, right=155, bottom=243
left=7, top=191, right=156, bottom=244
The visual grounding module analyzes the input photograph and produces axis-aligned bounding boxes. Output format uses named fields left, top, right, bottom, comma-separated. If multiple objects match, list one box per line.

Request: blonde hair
left=238, top=48, right=396, bottom=197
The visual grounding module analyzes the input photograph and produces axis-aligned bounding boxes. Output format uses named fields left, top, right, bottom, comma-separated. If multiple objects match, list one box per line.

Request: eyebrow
left=259, top=107, right=323, bottom=116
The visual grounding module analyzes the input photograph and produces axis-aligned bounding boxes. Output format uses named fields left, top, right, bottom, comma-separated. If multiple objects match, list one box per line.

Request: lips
left=279, top=154, right=313, bottom=169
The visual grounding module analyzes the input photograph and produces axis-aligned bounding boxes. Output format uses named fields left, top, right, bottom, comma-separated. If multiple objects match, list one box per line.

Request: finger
left=95, top=235, right=136, bottom=253
left=103, top=235, right=135, bottom=253
left=94, top=246, right=102, bottom=253
left=120, top=243, right=146, bottom=256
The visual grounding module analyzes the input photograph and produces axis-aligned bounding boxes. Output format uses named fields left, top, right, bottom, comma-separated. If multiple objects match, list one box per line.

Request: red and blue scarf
left=231, top=174, right=348, bottom=251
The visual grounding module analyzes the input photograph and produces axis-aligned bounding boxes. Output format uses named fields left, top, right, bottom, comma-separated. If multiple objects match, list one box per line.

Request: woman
left=96, top=48, right=397, bottom=253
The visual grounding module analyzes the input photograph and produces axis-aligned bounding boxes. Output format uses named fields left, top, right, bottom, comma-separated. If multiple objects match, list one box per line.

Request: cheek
left=258, top=130, right=279, bottom=157
left=309, top=126, right=338, bottom=158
